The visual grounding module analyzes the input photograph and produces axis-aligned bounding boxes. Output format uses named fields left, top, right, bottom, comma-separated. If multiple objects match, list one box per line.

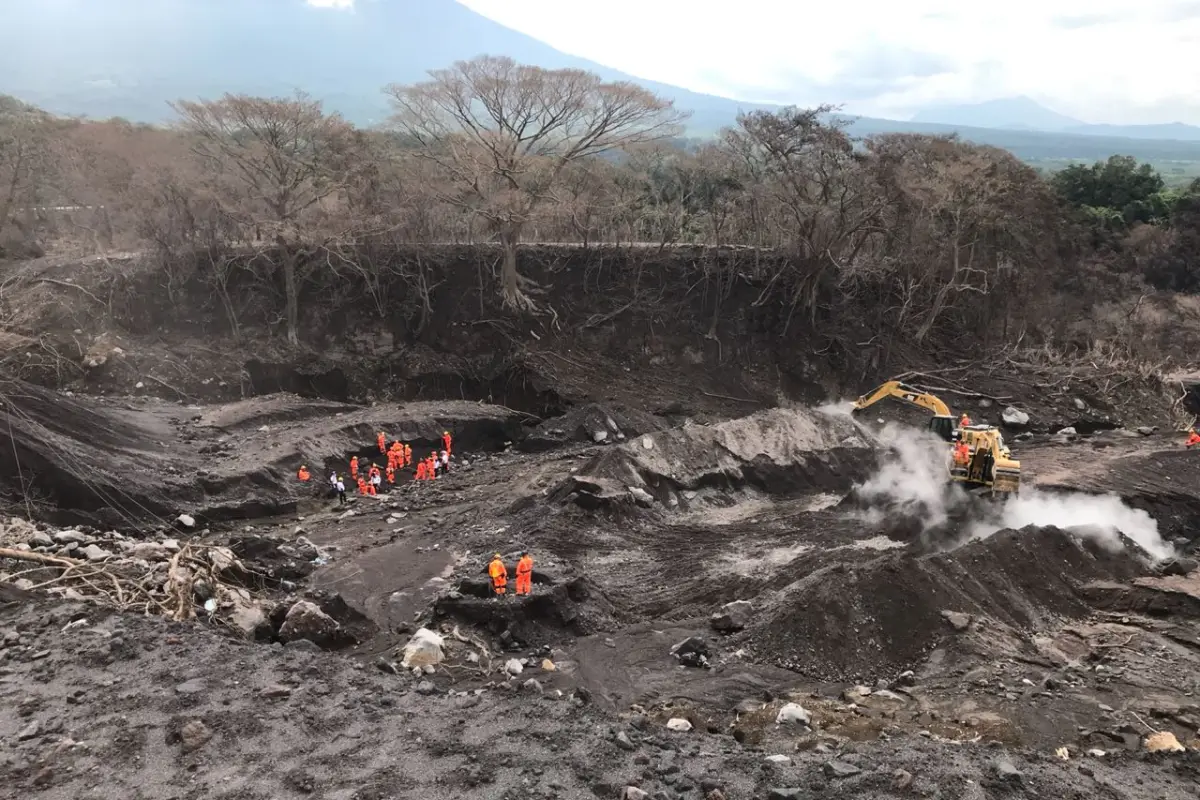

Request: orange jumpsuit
left=953, top=442, right=969, bottom=466
left=515, top=554, right=533, bottom=596
left=377, top=432, right=386, bottom=453
left=356, top=477, right=368, bottom=495
left=297, top=467, right=311, bottom=482
left=386, top=466, right=395, bottom=484
left=350, top=457, right=359, bottom=479
left=404, top=444, right=412, bottom=467
left=959, top=414, right=971, bottom=427
left=443, top=432, right=452, bottom=455
left=488, top=558, right=508, bottom=596
left=1186, top=431, right=1200, bottom=448
left=427, top=456, right=438, bottom=478
left=415, top=461, right=428, bottom=481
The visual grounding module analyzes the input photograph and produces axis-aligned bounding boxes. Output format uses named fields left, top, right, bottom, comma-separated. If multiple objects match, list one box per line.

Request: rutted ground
left=3, top=386, right=1200, bottom=799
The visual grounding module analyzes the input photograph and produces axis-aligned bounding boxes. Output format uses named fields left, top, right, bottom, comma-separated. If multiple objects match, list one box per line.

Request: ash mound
left=520, top=402, right=668, bottom=451
left=556, top=407, right=874, bottom=510
left=746, top=524, right=1156, bottom=681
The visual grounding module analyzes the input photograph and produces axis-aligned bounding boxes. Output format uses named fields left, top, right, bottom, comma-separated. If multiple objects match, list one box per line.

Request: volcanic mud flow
left=3, top=388, right=1200, bottom=799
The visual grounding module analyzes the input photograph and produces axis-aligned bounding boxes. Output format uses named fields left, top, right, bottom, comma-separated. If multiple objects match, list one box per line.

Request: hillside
left=4, top=0, right=1200, bottom=165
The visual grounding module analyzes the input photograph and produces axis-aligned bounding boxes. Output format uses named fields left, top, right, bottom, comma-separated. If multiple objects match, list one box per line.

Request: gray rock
left=870, top=689, right=907, bottom=703
left=175, top=679, right=205, bottom=695
left=768, top=791, right=804, bottom=800
left=896, top=670, right=916, bottom=686
left=260, top=684, right=292, bottom=699
left=178, top=719, right=212, bottom=752
left=993, top=759, right=1022, bottom=782
left=1156, top=557, right=1198, bottom=577
left=130, top=542, right=170, bottom=561
left=592, top=430, right=608, bottom=443
left=415, top=681, right=437, bottom=695
left=1056, top=426, right=1077, bottom=436
left=628, top=487, right=655, bottom=507
left=30, top=531, right=54, bottom=548
left=162, top=539, right=181, bottom=552
left=775, top=702, right=811, bottom=725
left=277, top=600, right=342, bottom=649
left=1136, top=426, right=1157, bottom=436
left=1073, top=397, right=1087, bottom=410
left=623, top=788, right=649, bottom=800
left=17, top=720, right=41, bottom=740
left=521, top=678, right=543, bottom=694
left=615, top=731, right=636, bottom=751
left=892, top=769, right=913, bottom=789
left=504, top=658, right=524, bottom=676
left=1001, top=406, right=1030, bottom=428
left=710, top=600, right=754, bottom=632
left=52, top=530, right=88, bottom=545
left=941, top=610, right=971, bottom=631
left=823, top=760, right=862, bottom=779
left=82, top=544, right=113, bottom=562
left=765, top=754, right=791, bottom=764
left=176, top=514, right=196, bottom=528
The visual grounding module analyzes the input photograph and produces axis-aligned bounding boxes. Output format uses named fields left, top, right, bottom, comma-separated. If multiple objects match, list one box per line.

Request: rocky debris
left=1155, top=557, right=1198, bottom=577
left=892, top=769, right=913, bottom=790
left=628, top=486, right=655, bottom=507
left=670, top=636, right=711, bottom=669
left=666, top=718, right=693, bottom=732
left=775, top=703, right=811, bottom=725
left=622, top=788, right=650, bottom=800
left=841, top=685, right=873, bottom=703
left=992, top=759, right=1022, bottom=783
left=615, top=731, right=636, bottom=751
left=768, top=791, right=804, bottom=800
left=261, top=684, right=293, bottom=699
left=521, top=678, right=543, bottom=694
left=541, top=658, right=556, bottom=671
left=415, top=681, right=437, bottom=695
left=710, top=600, right=754, bottom=632
left=1056, top=427, right=1078, bottom=437
left=176, top=514, right=196, bottom=529
left=1002, top=406, right=1030, bottom=428
left=1144, top=731, right=1186, bottom=753
left=278, top=601, right=346, bottom=649
left=82, top=544, right=113, bottom=562
left=940, top=610, right=972, bottom=631
left=823, top=760, right=862, bottom=779
left=177, top=720, right=213, bottom=753
left=504, top=658, right=524, bottom=676
left=1137, top=426, right=1157, bottom=436
left=17, top=720, right=41, bottom=740
left=400, top=627, right=445, bottom=669
left=765, top=754, right=791, bottom=764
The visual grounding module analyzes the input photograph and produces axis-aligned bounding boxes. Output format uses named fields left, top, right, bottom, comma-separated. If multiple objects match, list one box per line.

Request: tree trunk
left=499, top=225, right=536, bottom=312
left=282, top=248, right=300, bottom=345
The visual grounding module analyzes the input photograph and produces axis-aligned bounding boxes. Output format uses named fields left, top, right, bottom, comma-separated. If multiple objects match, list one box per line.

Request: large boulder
left=277, top=600, right=344, bottom=649
left=1001, top=407, right=1030, bottom=428
left=710, top=600, right=754, bottom=632
left=226, top=589, right=273, bottom=641
left=400, top=627, right=445, bottom=669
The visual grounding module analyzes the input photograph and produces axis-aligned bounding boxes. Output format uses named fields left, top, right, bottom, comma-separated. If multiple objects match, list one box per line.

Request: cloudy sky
left=310, top=0, right=1200, bottom=124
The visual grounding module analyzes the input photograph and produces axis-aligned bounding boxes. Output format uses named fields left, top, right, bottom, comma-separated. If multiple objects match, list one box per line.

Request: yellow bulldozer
left=851, top=380, right=1021, bottom=496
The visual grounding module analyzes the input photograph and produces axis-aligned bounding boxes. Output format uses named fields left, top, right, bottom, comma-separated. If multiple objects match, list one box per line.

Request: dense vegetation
left=2, top=57, right=1199, bottom=365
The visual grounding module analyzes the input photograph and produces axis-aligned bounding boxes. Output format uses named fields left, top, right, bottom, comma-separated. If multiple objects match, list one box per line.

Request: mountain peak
left=910, top=96, right=1084, bottom=131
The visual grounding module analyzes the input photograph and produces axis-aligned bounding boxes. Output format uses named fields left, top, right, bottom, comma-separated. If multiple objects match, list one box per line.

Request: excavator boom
left=852, top=380, right=952, bottom=417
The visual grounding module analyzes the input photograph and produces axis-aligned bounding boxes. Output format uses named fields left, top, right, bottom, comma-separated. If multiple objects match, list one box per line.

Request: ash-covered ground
left=3, top=390, right=1200, bottom=800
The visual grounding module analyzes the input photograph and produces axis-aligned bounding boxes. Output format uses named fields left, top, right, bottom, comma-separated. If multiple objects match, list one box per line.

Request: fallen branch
left=0, top=547, right=82, bottom=567
left=34, top=278, right=104, bottom=305
left=145, top=374, right=192, bottom=400
left=701, top=391, right=760, bottom=404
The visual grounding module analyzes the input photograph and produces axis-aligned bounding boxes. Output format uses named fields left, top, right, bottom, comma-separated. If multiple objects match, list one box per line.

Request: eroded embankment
left=742, top=525, right=1158, bottom=682
left=555, top=407, right=876, bottom=511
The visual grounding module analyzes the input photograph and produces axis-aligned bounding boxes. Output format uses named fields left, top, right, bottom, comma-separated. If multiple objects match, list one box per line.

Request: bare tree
left=385, top=56, right=688, bottom=311
left=0, top=95, right=58, bottom=247
left=170, top=93, right=354, bottom=344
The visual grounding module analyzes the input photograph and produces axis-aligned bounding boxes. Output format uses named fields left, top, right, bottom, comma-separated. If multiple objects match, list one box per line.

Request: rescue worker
left=443, top=430, right=453, bottom=455
left=415, top=459, right=428, bottom=481
left=370, top=470, right=382, bottom=494
left=953, top=440, right=970, bottom=466
left=297, top=465, right=311, bottom=482
left=350, top=456, right=359, bottom=479
left=440, top=449, right=450, bottom=474
left=404, top=443, right=412, bottom=467
left=488, top=553, right=508, bottom=598
left=427, top=453, right=439, bottom=478
left=377, top=431, right=386, bottom=454
left=386, top=464, right=395, bottom=484
left=515, top=551, right=533, bottom=596
left=356, top=476, right=369, bottom=495
left=959, top=413, right=971, bottom=428
left=1186, top=429, right=1200, bottom=448
left=335, top=475, right=346, bottom=505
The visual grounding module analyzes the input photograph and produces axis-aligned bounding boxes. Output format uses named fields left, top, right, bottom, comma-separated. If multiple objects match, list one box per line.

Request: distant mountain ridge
left=912, top=96, right=1200, bottom=141
left=3, top=0, right=1200, bottom=162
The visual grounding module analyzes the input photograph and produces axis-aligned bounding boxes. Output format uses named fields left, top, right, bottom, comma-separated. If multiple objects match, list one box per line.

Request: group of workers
left=488, top=551, right=534, bottom=598
left=295, top=430, right=455, bottom=503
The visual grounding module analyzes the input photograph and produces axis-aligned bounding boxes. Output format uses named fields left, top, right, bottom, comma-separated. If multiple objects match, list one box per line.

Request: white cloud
left=457, top=0, right=1200, bottom=124
left=306, top=0, right=354, bottom=8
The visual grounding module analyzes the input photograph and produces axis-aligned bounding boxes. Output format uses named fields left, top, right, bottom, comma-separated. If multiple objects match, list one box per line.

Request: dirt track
left=3, top=388, right=1200, bottom=798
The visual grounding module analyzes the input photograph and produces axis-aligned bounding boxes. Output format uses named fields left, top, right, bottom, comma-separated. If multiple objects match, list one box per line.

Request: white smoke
left=850, top=421, right=1175, bottom=561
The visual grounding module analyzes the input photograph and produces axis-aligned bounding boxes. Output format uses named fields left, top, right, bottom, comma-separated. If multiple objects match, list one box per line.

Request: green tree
left=1050, top=155, right=1165, bottom=226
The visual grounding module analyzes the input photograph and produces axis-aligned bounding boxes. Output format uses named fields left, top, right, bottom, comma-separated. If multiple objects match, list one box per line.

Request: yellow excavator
left=851, top=380, right=1021, bottom=496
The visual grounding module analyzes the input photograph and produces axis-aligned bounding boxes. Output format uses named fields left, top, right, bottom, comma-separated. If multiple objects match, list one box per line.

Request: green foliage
left=1050, top=155, right=1167, bottom=226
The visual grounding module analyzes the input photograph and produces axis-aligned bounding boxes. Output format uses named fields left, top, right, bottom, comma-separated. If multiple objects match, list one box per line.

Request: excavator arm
left=852, top=380, right=955, bottom=441
left=852, top=380, right=952, bottom=417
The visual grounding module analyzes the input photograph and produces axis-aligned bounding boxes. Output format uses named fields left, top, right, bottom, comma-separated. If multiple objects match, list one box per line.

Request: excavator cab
left=928, top=415, right=955, bottom=443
